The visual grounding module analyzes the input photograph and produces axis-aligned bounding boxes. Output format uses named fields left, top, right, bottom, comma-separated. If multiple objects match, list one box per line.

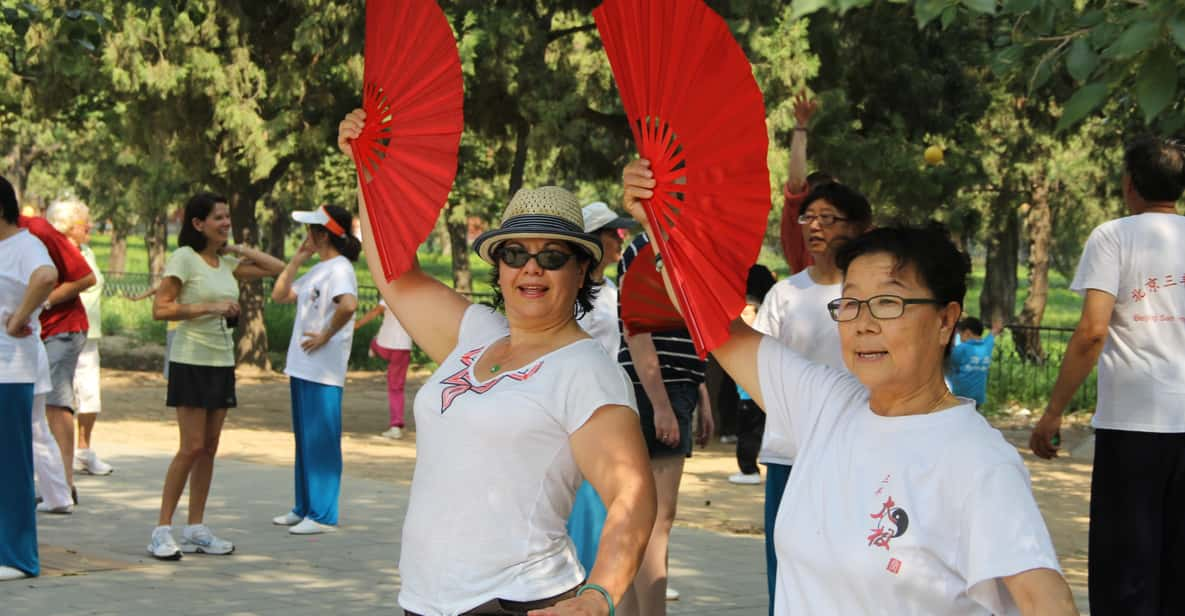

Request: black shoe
left=71, top=486, right=79, bottom=505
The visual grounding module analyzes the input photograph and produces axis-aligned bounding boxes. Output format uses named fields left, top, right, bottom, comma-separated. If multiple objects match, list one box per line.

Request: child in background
left=355, top=299, right=411, bottom=439
left=948, top=316, right=1003, bottom=408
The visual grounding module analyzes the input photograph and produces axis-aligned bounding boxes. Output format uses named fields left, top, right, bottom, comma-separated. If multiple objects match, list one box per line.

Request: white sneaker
left=75, top=449, right=114, bottom=476
left=147, top=526, right=182, bottom=561
left=289, top=517, right=335, bottom=535
left=272, top=511, right=302, bottom=526
left=180, top=524, right=235, bottom=555
left=666, top=586, right=680, bottom=601
left=36, top=501, right=74, bottom=514
left=0, top=566, right=27, bottom=581
left=380, top=426, right=404, bottom=440
left=719, top=435, right=738, bottom=444
left=728, top=472, right=762, bottom=485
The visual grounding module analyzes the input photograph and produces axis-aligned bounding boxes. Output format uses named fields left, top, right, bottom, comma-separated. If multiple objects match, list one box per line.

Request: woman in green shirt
left=148, top=192, right=284, bottom=560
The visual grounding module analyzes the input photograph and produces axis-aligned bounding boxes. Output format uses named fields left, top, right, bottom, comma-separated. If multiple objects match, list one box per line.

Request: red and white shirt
left=398, top=305, right=634, bottom=616
left=758, top=336, right=1060, bottom=615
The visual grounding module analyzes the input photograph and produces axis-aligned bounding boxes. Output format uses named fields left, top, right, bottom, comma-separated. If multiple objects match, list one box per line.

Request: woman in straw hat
left=339, top=110, right=656, bottom=616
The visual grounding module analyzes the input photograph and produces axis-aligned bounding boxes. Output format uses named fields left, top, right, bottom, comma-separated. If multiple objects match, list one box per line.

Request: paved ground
left=1, top=442, right=768, bottom=615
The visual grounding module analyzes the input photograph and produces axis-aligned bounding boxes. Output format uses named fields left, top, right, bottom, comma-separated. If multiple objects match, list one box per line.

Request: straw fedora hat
left=473, top=186, right=603, bottom=265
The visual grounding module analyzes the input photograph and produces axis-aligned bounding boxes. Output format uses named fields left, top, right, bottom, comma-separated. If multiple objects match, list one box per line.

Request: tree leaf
left=1135, top=51, right=1179, bottom=124
left=962, top=0, right=996, bottom=15
left=914, top=0, right=947, bottom=28
left=1075, top=10, right=1105, bottom=28
left=941, top=6, right=958, bottom=29
left=1101, top=20, right=1160, bottom=59
left=1170, top=17, right=1185, bottom=52
left=1066, top=37, right=1098, bottom=83
left=1002, top=0, right=1037, bottom=12
left=1057, top=82, right=1108, bottom=131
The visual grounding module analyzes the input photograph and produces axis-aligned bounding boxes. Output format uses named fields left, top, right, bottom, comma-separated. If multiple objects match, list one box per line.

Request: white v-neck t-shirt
left=398, top=305, right=635, bottom=616
left=758, top=337, right=1060, bottom=615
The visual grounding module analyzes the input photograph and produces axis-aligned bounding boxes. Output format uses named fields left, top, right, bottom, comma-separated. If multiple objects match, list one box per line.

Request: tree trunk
left=508, top=119, right=530, bottom=197
left=979, top=192, right=1019, bottom=326
left=267, top=208, right=288, bottom=260
left=229, top=190, right=270, bottom=371
left=1016, top=181, right=1052, bottom=363
left=145, top=209, right=169, bottom=277
left=108, top=223, right=129, bottom=274
left=446, top=203, right=472, bottom=294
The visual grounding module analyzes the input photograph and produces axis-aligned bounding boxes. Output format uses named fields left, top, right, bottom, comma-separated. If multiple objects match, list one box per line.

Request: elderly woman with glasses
left=622, top=161, right=1077, bottom=615
left=338, top=111, right=655, bottom=616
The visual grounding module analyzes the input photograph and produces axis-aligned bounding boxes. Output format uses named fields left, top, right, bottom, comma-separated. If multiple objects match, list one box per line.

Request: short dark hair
left=805, top=171, right=834, bottom=190
left=1125, top=135, right=1185, bottom=203
left=487, top=241, right=600, bottom=318
left=178, top=192, right=229, bottom=251
left=309, top=205, right=361, bottom=262
left=799, top=182, right=872, bottom=227
left=836, top=222, right=970, bottom=356
left=959, top=316, right=984, bottom=336
left=0, top=175, right=17, bottom=224
left=746, top=264, right=775, bottom=302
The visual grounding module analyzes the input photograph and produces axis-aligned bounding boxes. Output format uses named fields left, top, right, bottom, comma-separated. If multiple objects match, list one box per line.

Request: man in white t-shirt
left=1030, top=135, right=1185, bottom=614
left=751, top=181, right=872, bottom=609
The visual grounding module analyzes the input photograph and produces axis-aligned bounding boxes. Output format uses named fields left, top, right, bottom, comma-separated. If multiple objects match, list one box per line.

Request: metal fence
left=986, top=324, right=1097, bottom=413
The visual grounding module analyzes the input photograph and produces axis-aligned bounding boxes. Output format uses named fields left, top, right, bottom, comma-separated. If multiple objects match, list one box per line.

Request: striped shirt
left=616, top=233, right=707, bottom=386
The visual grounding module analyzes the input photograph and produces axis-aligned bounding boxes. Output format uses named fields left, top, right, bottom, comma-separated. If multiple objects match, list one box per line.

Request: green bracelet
left=576, top=583, right=615, bottom=616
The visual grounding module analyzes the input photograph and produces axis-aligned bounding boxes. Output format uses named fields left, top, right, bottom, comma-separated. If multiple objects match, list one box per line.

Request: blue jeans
left=0, top=382, right=38, bottom=576
left=764, top=462, right=792, bottom=614
left=289, top=377, right=344, bottom=525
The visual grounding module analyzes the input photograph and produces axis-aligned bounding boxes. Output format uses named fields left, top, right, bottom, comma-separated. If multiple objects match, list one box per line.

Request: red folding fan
left=594, top=0, right=771, bottom=357
left=621, top=241, right=684, bottom=336
left=351, top=0, right=463, bottom=282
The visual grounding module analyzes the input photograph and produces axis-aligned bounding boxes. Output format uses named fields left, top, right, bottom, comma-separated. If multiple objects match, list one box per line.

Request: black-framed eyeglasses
left=798, top=213, right=849, bottom=227
left=495, top=246, right=574, bottom=270
left=827, top=295, right=946, bottom=322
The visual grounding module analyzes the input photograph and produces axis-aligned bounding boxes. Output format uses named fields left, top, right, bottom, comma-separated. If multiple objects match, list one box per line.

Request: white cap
left=582, top=201, right=637, bottom=233
left=292, top=206, right=346, bottom=237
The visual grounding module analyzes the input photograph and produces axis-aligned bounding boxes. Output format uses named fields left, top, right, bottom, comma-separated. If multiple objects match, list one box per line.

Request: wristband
left=653, top=252, right=664, bottom=273
left=793, top=126, right=808, bottom=132
left=576, top=583, right=614, bottom=616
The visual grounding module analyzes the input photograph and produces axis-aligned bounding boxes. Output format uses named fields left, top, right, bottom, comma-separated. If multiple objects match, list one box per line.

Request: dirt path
left=94, top=368, right=1091, bottom=590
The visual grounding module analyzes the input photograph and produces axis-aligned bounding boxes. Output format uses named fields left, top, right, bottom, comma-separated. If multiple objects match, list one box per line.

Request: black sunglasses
left=495, top=246, right=574, bottom=270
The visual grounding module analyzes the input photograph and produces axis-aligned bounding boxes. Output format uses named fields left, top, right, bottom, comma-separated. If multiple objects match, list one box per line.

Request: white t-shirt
left=752, top=269, right=844, bottom=465
left=758, top=337, right=1060, bottom=615
left=0, top=230, right=54, bottom=385
left=79, top=244, right=103, bottom=340
left=1071, top=213, right=1185, bottom=433
left=399, top=305, right=635, bottom=616
left=284, top=256, right=357, bottom=388
left=374, top=299, right=412, bottom=350
left=577, top=277, right=620, bottom=359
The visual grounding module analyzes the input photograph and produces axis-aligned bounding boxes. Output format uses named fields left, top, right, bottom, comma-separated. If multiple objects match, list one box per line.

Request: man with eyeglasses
left=752, top=180, right=872, bottom=611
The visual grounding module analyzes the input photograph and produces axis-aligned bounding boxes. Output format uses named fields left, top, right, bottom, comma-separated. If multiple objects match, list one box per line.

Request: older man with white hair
left=46, top=198, right=112, bottom=476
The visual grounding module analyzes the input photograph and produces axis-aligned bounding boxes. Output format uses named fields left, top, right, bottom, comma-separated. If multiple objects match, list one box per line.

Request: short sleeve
left=958, top=462, right=1062, bottom=614
left=50, top=231, right=92, bottom=282
left=559, top=344, right=636, bottom=433
left=456, top=304, right=510, bottom=348
left=163, top=249, right=193, bottom=285
left=757, top=336, right=864, bottom=460
left=325, top=261, right=358, bottom=301
left=1071, top=224, right=1119, bottom=297
left=752, top=290, right=781, bottom=338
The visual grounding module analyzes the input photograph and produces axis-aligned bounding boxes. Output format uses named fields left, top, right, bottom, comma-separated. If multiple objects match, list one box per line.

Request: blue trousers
left=289, top=377, right=343, bottom=525
left=566, top=481, right=606, bottom=574
left=764, top=462, right=792, bottom=615
left=0, top=383, right=38, bottom=577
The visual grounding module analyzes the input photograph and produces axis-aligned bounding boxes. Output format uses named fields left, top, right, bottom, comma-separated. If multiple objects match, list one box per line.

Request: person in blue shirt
left=948, top=316, right=1003, bottom=407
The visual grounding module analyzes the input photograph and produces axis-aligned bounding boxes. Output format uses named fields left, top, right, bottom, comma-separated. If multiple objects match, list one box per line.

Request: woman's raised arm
left=621, top=159, right=766, bottom=410
left=340, top=109, right=470, bottom=365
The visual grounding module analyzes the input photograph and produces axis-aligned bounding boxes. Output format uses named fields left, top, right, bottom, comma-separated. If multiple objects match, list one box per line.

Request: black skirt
left=166, top=362, right=237, bottom=410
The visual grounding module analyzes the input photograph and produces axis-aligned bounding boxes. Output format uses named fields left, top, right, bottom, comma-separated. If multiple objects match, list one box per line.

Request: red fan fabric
left=620, top=242, right=684, bottom=336
left=352, top=0, right=463, bottom=282
left=594, top=0, right=771, bottom=357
